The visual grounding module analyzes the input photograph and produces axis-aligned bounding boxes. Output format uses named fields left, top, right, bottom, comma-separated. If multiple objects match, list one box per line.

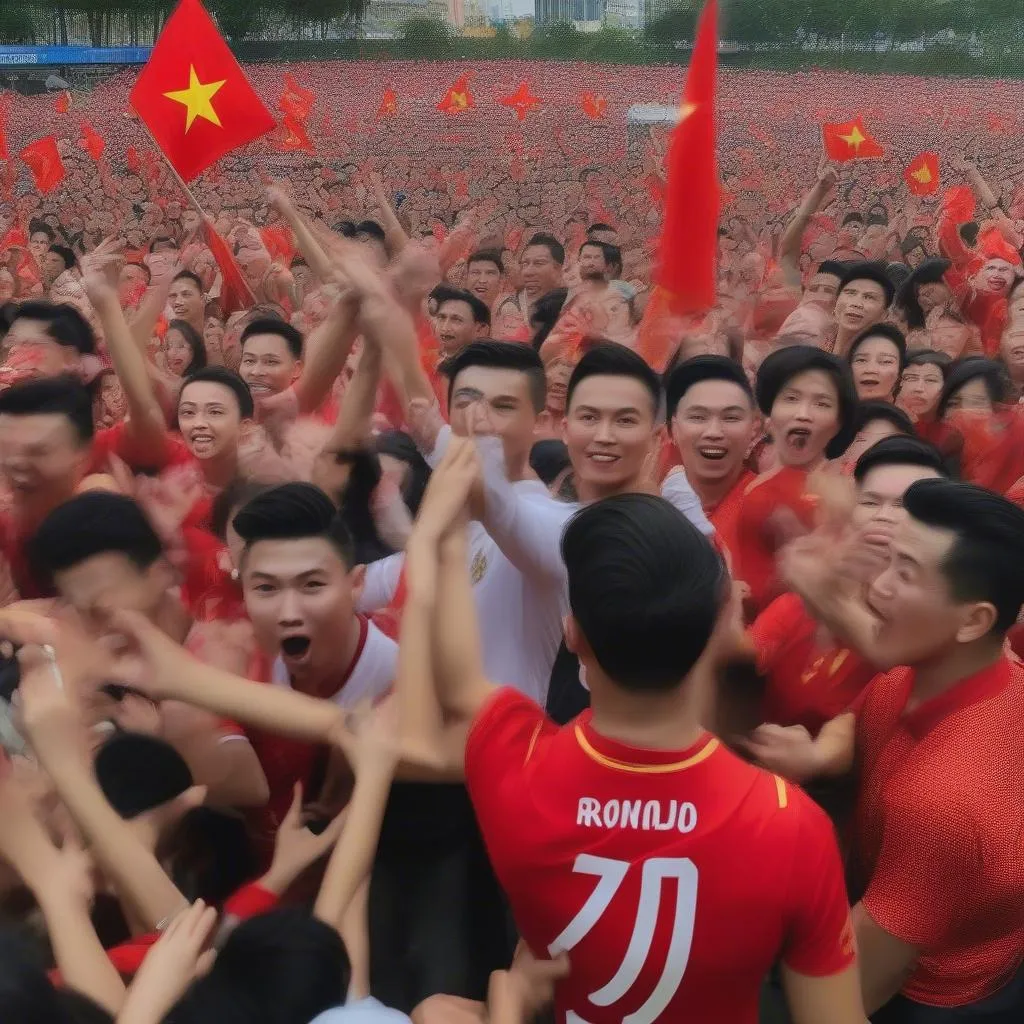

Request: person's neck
left=910, top=639, right=1003, bottom=706
left=833, top=326, right=858, bottom=357
left=200, top=451, right=238, bottom=491
left=14, top=484, right=76, bottom=529
left=290, top=616, right=364, bottom=701
left=152, top=592, right=192, bottom=646
left=576, top=470, right=653, bottom=504
left=687, top=463, right=745, bottom=513
left=589, top=671, right=706, bottom=752
left=778, top=456, right=821, bottom=476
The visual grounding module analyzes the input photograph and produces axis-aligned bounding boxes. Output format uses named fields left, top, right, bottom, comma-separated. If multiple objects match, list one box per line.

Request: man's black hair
left=355, top=219, right=386, bottom=243
left=171, top=269, right=204, bottom=294
left=587, top=222, right=615, bottom=235
left=441, top=340, right=546, bottom=414
left=12, top=300, right=96, bottom=354
left=95, top=733, right=193, bottom=820
left=28, top=491, right=163, bottom=587
left=847, top=322, right=907, bottom=368
left=47, top=244, right=76, bottom=272
left=0, top=374, right=94, bottom=444
left=566, top=341, right=662, bottom=417
left=467, top=248, right=504, bottom=274
left=904, top=478, right=1024, bottom=633
left=755, top=345, right=858, bottom=459
left=816, top=259, right=845, bottom=279
left=936, top=357, right=1010, bottom=419
left=562, top=494, right=725, bottom=691
left=179, top=366, right=254, bottom=420
left=853, top=434, right=949, bottom=484
left=851, top=399, right=914, bottom=439
left=903, top=348, right=952, bottom=375
left=838, top=260, right=896, bottom=307
left=525, top=232, right=565, bottom=266
left=841, top=212, right=864, bottom=226
left=435, top=287, right=491, bottom=328
left=166, top=319, right=207, bottom=374
left=240, top=317, right=304, bottom=360
left=529, top=287, right=568, bottom=350
left=530, top=439, right=570, bottom=486
left=895, top=257, right=953, bottom=329
left=603, top=242, right=623, bottom=278
left=233, top=482, right=355, bottom=567
left=27, top=219, right=55, bottom=242
left=665, top=354, right=753, bottom=425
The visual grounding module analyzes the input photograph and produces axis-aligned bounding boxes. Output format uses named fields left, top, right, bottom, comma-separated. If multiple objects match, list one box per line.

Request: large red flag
left=201, top=218, right=255, bottom=315
left=130, top=0, right=275, bottom=181
left=20, top=137, right=66, bottom=194
left=822, top=117, right=884, bottom=163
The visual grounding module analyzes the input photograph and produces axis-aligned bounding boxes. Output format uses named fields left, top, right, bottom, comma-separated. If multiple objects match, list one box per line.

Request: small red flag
left=377, top=86, right=397, bottom=119
left=904, top=152, right=939, bottom=197
left=437, top=76, right=474, bottom=115
left=499, top=83, right=541, bottom=122
left=274, top=114, right=316, bottom=155
left=278, top=74, right=314, bottom=123
left=129, top=0, right=276, bottom=182
left=0, top=126, right=7, bottom=162
left=125, top=145, right=142, bottom=174
left=201, top=218, right=255, bottom=315
left=283, top=73, right=314, bottom=111
left=53, top=91, right=71, bottom=115
left=822, top=116, right=884, bottom=163
left=80, top=121, right=106, bottom=161
left=581, top=92, right=607, bottom=120
left=20, top=137, right=66, bottom=194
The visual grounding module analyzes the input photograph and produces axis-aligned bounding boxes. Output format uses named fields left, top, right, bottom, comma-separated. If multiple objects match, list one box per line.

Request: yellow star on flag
left=911, top=164, right=932, bottom=184
left=164, top=65, right=227, bottom=133
left=451, top=91, right=468, bottom=110
left=679, top=101, right=699, bottom=123
left=839, top=124, right=866, bottom=152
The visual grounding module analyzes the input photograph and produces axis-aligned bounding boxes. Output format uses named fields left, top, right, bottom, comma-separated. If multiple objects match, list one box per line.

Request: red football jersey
left=465, top=689, right=855, bottom=1024
left=851, top=657, right=1024, bottom=1007
left=708, top=469, right=756, bottom=572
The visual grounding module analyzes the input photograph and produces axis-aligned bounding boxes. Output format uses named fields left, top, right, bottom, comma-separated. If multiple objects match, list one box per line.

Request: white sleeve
left=422, top=423, right=452, bottom=469
left=477, top=435, right=572, bottom=587
left=661, top=469, right=715, bottom=537
left=356, top=553, right=405, bottom=613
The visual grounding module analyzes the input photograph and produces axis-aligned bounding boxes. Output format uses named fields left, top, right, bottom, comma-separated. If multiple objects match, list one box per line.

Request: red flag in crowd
left=822, top=116, right=885, bottom=162
left=129, top=0, right=275, bottom=181
left=904, top=152, right=940, bottom=196
left=20, top=137, right=66, bottom=194
left=275, top=114, right=316, bottom=155
left=278, top=73, right=314, bottom=121
left=581, top=92, right=607, bottom=119
left=377, top=86, right=397, bottom=119
left=437, top=76, right=474, bottom=115
left=283, top=73, right=314, bottom=110
left=201, top=217, right=256, bottom=314
left=500, top=83, right=541, bottom=122
left=80, top=121, right=106, bottom=161
left=53, top=91, right=71, bottom=115
left=125, top=145, right=142, bottom=174
left=0, top=126, right=7, bottom=162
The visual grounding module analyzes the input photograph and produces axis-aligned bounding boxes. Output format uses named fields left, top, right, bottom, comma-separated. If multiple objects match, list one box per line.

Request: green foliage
left=0, top=8, right=38, bottom=44
left=398, top=17, right=453, bottom=58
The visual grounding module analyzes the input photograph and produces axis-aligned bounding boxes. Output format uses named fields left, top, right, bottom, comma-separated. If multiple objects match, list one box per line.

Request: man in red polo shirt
left=779, top=478, right=1024, bottom=1019
left=395, top=439, right=867, bottom=1024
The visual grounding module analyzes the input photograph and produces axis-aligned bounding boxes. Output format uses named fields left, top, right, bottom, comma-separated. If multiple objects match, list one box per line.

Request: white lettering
left=577, top=797, right=602, bottom=828
left=603, top=799, right=620, bottom=827
left=677, top=802, right=698, bottom=834
left=578, top=798, right=698, bottom=833
left=620, top=799, right=641, bottom=830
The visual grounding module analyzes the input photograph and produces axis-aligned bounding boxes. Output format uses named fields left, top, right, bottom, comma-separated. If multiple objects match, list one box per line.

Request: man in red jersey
left=776, top=478, right=1024, bottom=1020
left=395, top=438, right=868, bottom=1024
left=664, top=355, right=760, bottom=567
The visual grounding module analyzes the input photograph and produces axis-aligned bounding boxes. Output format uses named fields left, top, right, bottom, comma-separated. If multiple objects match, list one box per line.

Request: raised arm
left=267, top=186, right=333, bottom=282
left=367, top=170, right=411, bottom=257
left=291, top=290, right=359, bottom=415
left=779, top=161, right=838, bottom=287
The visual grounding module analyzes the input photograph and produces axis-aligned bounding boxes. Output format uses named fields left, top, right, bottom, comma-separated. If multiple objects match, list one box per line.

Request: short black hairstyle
left=0, top=374, right=94, bottom=445
left=47, top=244, right=76, bottom=271
left=179, top=366, right=254, bottom=420
left=567, top=342, right=662, bottom=418
left=233, top=482, right=355, bottom=567
left=816, top=260, right=845, bottom=279
left=848, top=322, right=907, bottom=368
left=441, top=340, right=546, bottom=413
left=27, top=218, right=55, bottom=242
left=529, top=439, right=571, bottom=485
left=841, top=212, right=864, bottom=227
left=210, top=479, right=273, bottom=542
left=28, top=491, right=163, bottom=586
left=838, top=260, right=896, bottom=307
left=904, top=478, right=1024, bottom=633
left=853, top=434, right=949, bottom=484
left=355, top=219, right=386, bottom=243
left=665, top=354, right=753, bottom=425
left=755, top=345, right=858, bottom=459
left=851, top=399, right=914, bottom=438
left=166, top=319, right=207, bottom=374
left=587, top=222, right=616, bottom=235
left=903, top=348, right=952, bottom=376
left=466, top=248, right=504, bottom=275
left=562, top=494, right=725, bottom=691
left=95, top=733, right=193, bottom=820
left=171, top=269, right=204, bottom=294
left=240, top=317, right=304, bottom=360
left=524, top=232, right=565, bottom=266
left=529, top=287, right=568, bottom=350
left=12, top=300, right=96, bottom=354
left=894, top=257, right=952, bottom=329
left=936, top=357, right=1010, bottom=419
left=435, top=287, right=491, bottom=328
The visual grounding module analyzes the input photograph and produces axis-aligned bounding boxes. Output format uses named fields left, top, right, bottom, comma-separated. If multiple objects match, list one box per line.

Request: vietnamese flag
left=904, top=152, right=939, bottom=196
left=822, top=116, right=884, bottom=163
left=80, top=121, right=106, bottom=161
left=377, top=86, right=397, bottom=119
left=437, top=76, right=474, bottom=115
left=500, top=83, right=541, bottom=122
left=130, top=0, right=275, bottom=182
left=581, top=92, right=607, bottom=119
left=201, top=217, right=255, bottom=315
left=20, top=137, right=66, bottom=194
left=275, top=114, right=316, bottom=155
left=280, top=72, right=314, bottom=119
left=53, top=91, right=71, bottom=115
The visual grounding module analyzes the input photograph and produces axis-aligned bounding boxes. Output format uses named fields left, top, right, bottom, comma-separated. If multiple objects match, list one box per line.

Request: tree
left=645, top=5, right=697, bottom=45
left=397, top=17, right=453, bottom=59
left=528, top=21, right=584, bottom=59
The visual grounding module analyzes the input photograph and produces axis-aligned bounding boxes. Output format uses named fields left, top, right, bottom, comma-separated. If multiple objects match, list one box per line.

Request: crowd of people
left=0, top=53, right=1020, bottom=1024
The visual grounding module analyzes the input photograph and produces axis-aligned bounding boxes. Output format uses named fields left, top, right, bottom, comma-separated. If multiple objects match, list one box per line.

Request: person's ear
left=955, top=601, right=997, bottom=645
left=290, top=358, right=304, bottom=384
left=348, top=563, right=367, bottom=606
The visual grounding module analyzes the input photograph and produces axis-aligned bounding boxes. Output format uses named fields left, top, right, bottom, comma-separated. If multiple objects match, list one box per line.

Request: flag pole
left=135, top=116, right=210, bottom=220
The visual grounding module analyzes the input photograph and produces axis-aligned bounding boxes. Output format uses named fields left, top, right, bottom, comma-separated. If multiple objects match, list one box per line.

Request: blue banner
left=0, top=46, right=152, bottom=67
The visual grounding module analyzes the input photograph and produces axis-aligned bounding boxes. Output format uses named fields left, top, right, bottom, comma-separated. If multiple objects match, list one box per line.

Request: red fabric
left=437, top=76, right=474, bottom=115
left=129, top=0, right=275, bottom=181
left=88, top=421, right=194, bottom=477
left=80, top=121, right=106, bottom=161
left=945, top=408, right=1024, bottom=494
left=274, top=114, right=316, bottom=155
left=465, top=688, right=856, bottom=1023
left=201, top=217, right=256, bottom=315
left=500, top=83, right=541, bottom=122
left=851, top=658, right=1024, bottom=1006
left=377, top=86, right=398, bottom=119
left=707, top=468, right=756, bottom=573
left=260, top=224, right=296, bottom=265
left=20, top=137, right=66, bottom=194
left=750, top=594, right=875, bottom=735
left=581, top=92, right=607, bottom=119
left=821, top=117, right=885, bottom=163
left=0, top=509, right=53, bottom=601
left=179, top=525, right=248, bottom=624
left=903, top=152, right=939, bottom=196
left=656, top=0, right=719, bottom=313
left=53, top=92, right=71, bottom=115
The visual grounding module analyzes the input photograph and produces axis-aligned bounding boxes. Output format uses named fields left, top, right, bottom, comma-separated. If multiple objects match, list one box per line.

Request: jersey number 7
left=548, top=853, right=699, bottom=1024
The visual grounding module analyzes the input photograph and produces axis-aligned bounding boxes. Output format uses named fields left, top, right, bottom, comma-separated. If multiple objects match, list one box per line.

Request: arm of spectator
left=267, top=186, right=332, bottom=282
left=291, top=291, right=359, bottom=415
left=779, top=160, right=838, bottom=287
left=851, top=903, right=918, bottom=1016
left=368, top=170, right=410, bottom=257
left=738, top=713, right=856, bottom=782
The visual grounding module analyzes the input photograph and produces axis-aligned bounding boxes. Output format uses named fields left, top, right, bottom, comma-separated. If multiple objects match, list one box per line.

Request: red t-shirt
left=465, top=689, right=855, bottom=1024
left=734, top=466, right=817, bottom=615
left=751, top=594, right=876, bottom=735
left=851, top=657, right=1024, bottom=1007
left=88, top=421, right=194, bottom=476
left=708, top=468, right=756, bottom=572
